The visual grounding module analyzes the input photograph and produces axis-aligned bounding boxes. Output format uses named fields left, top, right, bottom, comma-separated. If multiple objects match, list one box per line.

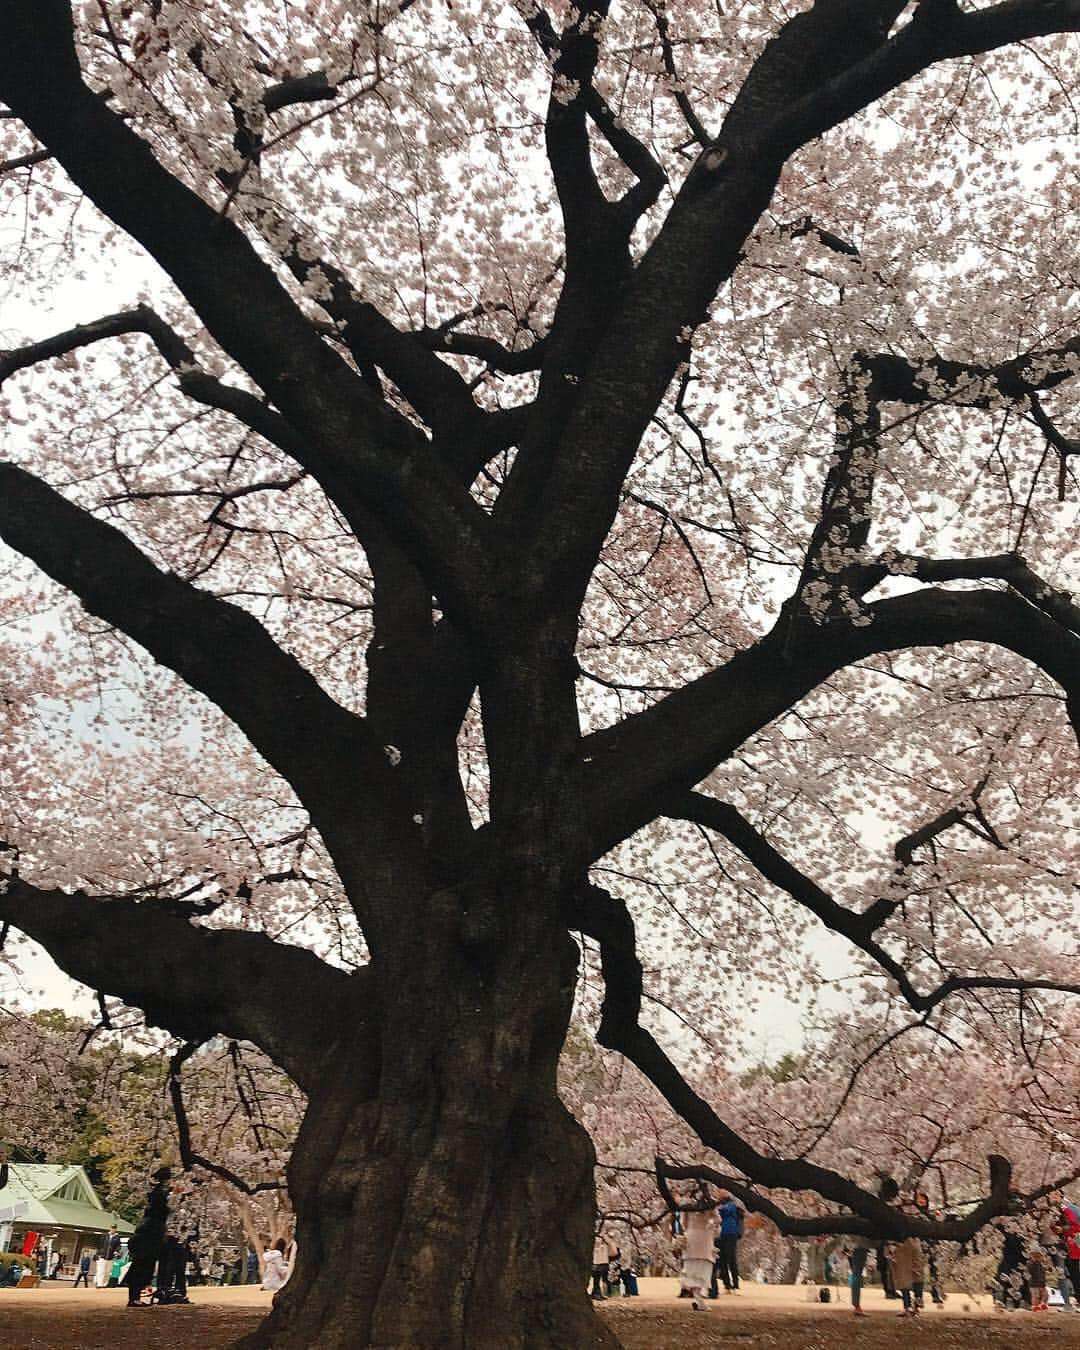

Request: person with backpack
left=713, top=1190, right=743, bottom=1294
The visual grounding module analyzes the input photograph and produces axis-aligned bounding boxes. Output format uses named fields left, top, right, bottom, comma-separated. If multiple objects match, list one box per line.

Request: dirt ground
left=2, top=1281, right=1080, bottom=1348
left=602, top=1300, right=1080, bottom=1349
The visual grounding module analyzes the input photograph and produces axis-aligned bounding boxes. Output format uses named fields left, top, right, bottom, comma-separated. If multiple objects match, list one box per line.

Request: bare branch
left=169, top=1043, right=285, bottom=1195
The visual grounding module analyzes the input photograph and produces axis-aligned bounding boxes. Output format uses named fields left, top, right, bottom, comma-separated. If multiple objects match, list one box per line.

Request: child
left=1029, top=1247, right=1049, bottom=1312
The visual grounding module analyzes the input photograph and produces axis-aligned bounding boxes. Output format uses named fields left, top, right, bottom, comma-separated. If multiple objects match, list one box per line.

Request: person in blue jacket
left=713, top=1191, right=742, bottom=1294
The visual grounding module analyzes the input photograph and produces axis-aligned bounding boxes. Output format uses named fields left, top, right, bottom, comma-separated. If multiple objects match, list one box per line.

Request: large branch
left=502, top=0, right=1080, bottom=617
left=1, top=309, right=480, bottom=893
left=573, top=884, right=1011, bottom=1238
left=0, top=875, right=363, bottom=1092
left=664, top=791, right=1080, bottom=1016
left=581, top=586, right=1080, bottom=859
left=656, top=1157, right=1012, bottom=1241
left=762, top=0, right=1080, bottom=160
left=525, top=2, right=665, bottom=230
left=0, top=1, right=491, bottom=624
left=0, top=461, right=373, bottom=821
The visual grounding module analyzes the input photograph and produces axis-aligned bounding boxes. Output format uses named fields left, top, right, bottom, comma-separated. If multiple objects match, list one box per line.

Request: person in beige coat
left=681, top=1202, right=718, bottom=1308
left=888, top=1235, right=925, bottom=1316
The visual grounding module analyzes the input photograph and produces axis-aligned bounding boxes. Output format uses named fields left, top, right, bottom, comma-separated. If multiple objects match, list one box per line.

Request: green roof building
left=0, top=1164, right=134, bottom=1274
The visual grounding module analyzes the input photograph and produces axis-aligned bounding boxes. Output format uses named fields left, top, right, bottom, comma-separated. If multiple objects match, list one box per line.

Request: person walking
left=1029, top=1247, right=1050, bottom=1312
left=995, top=1229, right=1029, bottom=1311
left=914, top=1191, right=945, bottom=1305
left=714, top=1190, right=742, bottom=1294
left=73, top=1252, right=92, bottom=1289
left=681, top=1201, right=717, bottom=1307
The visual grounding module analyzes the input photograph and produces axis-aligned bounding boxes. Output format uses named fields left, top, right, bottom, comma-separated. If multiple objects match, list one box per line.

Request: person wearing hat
left=123, top=1167, right=172, bottom=1307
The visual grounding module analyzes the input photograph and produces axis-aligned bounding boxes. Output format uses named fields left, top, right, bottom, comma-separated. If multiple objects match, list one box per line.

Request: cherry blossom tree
left=1, top=1, right=1079, bottom=1346
left=0, top=1008, right=299, bottom=1259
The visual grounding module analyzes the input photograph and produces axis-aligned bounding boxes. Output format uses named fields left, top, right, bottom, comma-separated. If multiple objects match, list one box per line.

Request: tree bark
left=236, top=907, right=621, bottom=1350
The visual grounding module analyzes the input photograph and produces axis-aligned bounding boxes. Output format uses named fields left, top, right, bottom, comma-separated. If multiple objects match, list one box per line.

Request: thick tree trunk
left=236, top=911, right=622, bottom=1350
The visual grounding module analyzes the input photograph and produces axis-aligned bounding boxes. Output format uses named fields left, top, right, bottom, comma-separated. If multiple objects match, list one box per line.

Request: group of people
left=589, top=1235, right=638, bottom=1299
left=72, top=1226, right=125, bottom=1288
left=992, top=1190, right=1080, bottom=1313
left=121, top=1165, right=295, bottom=1305
left=594, top=1176, right=1080, bottom=1318
left=123, top=1167, right=198, bottom=1308
left=848, top=1184, right=946, bottom=1318
left=672, top=1188, right=744, bottom=1308
left=845, top=1183, right=1080, bottom=1318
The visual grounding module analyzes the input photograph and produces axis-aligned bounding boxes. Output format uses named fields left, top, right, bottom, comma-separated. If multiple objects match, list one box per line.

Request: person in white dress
left=261, top=1238, right=291, bottom=1292
left=680, top=1198, right=718, bottom=1307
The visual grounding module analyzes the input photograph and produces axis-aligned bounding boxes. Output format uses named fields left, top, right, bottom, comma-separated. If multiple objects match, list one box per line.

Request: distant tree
left=1, top=3, right=1079, bottom=1346
left=0, top=1012, right=298, bottom=1246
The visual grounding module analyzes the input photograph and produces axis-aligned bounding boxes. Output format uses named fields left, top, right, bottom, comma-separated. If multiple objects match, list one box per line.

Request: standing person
left=261, top=1237, right=291, bottom=1292
left=875, top=1242, right=898, bottom=1298
left=1029, top=1247, right=1049, bottom=1312
left=995, top=1229, right=1028, bottom=1311
left=105, top=1227, right=122, bottom=1262
left=846, top=1243, right=870, bottom=1318
left=590, top=1230, right=611, bottom=1300
left=73, top=1252, right=92, bottom=1289
left=605, top=1242, right=622, bottom=1298
left=159, top=1231, right=194, bottom=1304
left=889, top=1237, right=925, bottom=1317
left=123, top=1166, right=171, bottom=1308
left=681, top=1200, right=717, bottom=1308
left=49, top=1250, right=62, bottom=1279
left=875, top=1175, right=900, bottom=1299
left=914, top=1191, right=945, bottom=1305
left=1038, top=1195, right=1072, bottom=1308
left=715, top=1190, right=742, bottom=1294
left=1053, top=1192, right=1080, bottom=1307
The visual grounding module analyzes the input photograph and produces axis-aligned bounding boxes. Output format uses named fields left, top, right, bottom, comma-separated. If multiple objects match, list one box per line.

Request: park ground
left=3, top=1278, right=1080, bottom=1348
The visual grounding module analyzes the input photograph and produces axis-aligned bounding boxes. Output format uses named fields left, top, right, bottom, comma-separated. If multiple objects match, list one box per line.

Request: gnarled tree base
left=235, top=1064, right=622, bottom=1349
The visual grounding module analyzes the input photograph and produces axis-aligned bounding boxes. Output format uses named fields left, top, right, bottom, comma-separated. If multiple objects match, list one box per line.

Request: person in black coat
left=123, top=1167, right=171, bottom=1307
